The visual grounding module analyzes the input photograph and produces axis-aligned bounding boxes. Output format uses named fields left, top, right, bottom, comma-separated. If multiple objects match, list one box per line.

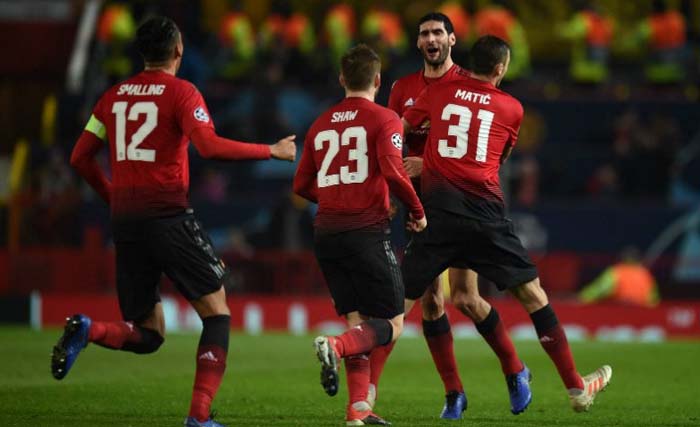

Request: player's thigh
left=402, top=215, right=456, bottom=301
left=316, top=256, right=360, bottom=317
left=448, top=268, right=479, bottom=296
left=153, top=216, right=229, bottom=302
left=349, top=238, right=405, bottom=320
left=115, top=240, right=162, bottom=322
left=465, top=219, right=538, bottom=291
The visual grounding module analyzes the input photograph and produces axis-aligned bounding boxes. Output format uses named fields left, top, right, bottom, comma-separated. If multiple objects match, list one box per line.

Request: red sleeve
left=387, top=80, right=402, bottom=115
left=376, top=116, right=424, bottom=219
left=402, top=86, right=431, bottom=129
left=375, top=116, right=404, bottom=159
left=177, top=83, right=216, bottom=137
left=70, top=131, right=111, bottom=204
left=293, top=134, right=318, bottom=203
left=508, top=100, right=524, bottom=146
left=190, top=127, right=271, bottom=160
left=378, top=155, right=424, bottom=220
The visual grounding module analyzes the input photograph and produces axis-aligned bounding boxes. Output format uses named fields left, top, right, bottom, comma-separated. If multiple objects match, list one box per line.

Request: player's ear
left=494, top=62, right=505, bottom=78
left=339, top=73, right=346, bottom=89
left=174, top=36, right=183, bottom=60
left=448, top=32, right=456, bottom=47
left=374, top=72, right=381, bottom=90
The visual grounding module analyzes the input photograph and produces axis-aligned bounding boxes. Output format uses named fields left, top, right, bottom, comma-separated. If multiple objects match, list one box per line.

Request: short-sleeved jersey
left=297, top=97, right=405, bottom=233
left=86, top=70, right=214, bottom=220
left=388, top=64, right=465, bottom=158
left=404, top=70, right=524, bottom=220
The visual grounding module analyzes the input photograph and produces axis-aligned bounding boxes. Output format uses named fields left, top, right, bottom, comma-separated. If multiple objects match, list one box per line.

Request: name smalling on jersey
left=117, top=84, right=166, bottom=96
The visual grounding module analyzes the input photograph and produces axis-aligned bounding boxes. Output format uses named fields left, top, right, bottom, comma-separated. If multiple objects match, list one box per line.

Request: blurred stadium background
left=1, top=0, right=700, bottom=341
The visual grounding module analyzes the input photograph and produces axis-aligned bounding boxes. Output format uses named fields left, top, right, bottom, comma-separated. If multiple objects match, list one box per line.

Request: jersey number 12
left=112, top=101, right=158, bottom=162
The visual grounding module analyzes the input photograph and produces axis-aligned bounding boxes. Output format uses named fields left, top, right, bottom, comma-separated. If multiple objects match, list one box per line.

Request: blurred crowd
left=13, top=0, right=700, bottom=247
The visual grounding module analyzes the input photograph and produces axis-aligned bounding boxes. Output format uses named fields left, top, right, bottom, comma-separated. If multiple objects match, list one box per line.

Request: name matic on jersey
left=455, top=89, right=490, bottom=105
left=117, top=84, right=166, bottom=96
left=331, top=110, right=358, bottom=123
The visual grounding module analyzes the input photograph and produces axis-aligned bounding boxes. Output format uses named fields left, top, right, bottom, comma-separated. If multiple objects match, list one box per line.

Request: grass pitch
left=0, top=327, right=699, bottom=426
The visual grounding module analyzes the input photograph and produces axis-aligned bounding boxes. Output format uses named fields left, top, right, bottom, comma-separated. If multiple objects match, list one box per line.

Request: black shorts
left=314, top=228, right=404, bottom=319
left=114, top=213, right=228, bottom=321
left=402, top=209, right=538, bottom=300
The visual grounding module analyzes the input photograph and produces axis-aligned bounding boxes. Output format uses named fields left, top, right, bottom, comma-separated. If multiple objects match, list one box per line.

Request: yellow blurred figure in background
left=579, top=247, right=659, bottom=307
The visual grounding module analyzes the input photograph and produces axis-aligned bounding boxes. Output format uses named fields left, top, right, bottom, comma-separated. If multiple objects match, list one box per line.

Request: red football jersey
left=295, top=97, right=419, bottom=233
left=388, top=64, right=465, bottom=157
left=404, top=70, right=523, bottom=219
left=87, top=70, right=214, bottom=219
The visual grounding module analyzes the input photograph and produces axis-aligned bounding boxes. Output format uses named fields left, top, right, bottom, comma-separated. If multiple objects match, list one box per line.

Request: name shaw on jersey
left=116, top=84, right=166, bottom=96
left=331, top=110, right=358, bottom=123
left=455, top=89, right=490, bottom=105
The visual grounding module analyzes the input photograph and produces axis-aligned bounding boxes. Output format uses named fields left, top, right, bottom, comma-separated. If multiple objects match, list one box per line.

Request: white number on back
left=314, top=126, right=368, bottom=188
left=438, top=103, right=494, bottom=162
left=112, top=101, right=158, bottom=162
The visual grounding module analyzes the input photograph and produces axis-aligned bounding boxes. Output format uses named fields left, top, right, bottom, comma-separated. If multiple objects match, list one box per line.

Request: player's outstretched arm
left=191, top=127, right=296, bottom=161
left=70, top=130, right=111, bottom=204
left=269, top=135, right=297, bottom=161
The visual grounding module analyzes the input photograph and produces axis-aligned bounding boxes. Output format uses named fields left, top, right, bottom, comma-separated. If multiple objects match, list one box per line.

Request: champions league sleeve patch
left=194, top=107, right=210, bottom=123
left=391, top=133, right=403, bottom=150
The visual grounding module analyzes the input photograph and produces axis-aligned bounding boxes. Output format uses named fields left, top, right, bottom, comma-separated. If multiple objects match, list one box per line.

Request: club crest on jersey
left=194, top=107, right=209, bottom=123
left=391, top=133, right=403, bottom=150
left=404, top=98, right=414, bottom=107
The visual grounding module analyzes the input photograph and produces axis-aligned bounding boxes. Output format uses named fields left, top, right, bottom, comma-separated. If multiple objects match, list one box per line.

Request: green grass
left=0, top=327, right=699, bottom=426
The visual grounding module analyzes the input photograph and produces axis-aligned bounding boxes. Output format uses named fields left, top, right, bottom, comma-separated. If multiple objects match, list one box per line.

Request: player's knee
left=388, top=316, right=404, bottom=342
left=420, top=293, right=443, bottom=319
left=512, top=277, right=548, bottom=311
left=192, top=287, right=230, bottom=319
left=127, top=327, right=164, bottom=354
left=451, top=293, right=480, bottom=320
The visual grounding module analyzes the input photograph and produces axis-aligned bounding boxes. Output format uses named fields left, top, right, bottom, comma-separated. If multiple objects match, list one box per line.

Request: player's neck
left=344, top=90, right=375, bottom=102
left=423, top=57, right=454, bottom=79
left=144, top=61, right=177, bottom=76
left=470, top=72, right=497, bottom=86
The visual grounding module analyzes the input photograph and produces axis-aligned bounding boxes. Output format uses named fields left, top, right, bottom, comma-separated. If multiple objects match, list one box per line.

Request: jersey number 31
left=438, top=103, right=494, bottom=162
left=112, top=101, right=158, bottom=162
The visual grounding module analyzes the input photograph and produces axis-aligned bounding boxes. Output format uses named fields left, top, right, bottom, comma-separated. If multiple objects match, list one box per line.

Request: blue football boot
left=440, top=390, right=468, bottom=419
left=184, top=416, right=227, bottom=427
left=51, top=314, right=91, bottom=380
left=506, top=364, right=532, bottom=415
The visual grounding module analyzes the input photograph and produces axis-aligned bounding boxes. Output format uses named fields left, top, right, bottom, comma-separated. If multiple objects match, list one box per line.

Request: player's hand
left=270, top=135, right=296, bottom=161
left=403, top=156, right=423, bottom=178
left=406, top=213, right=427, bottom=232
